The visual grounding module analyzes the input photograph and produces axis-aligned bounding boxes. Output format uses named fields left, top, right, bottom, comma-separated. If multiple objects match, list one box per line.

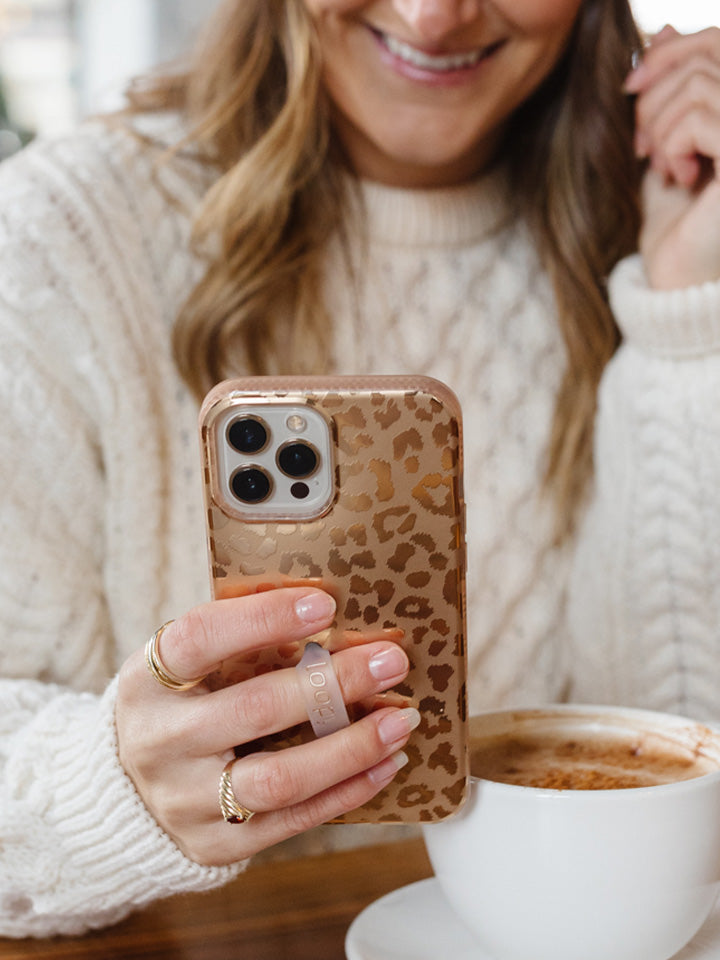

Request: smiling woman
left=305, top=0, right=583, bottom=186
left=1, top=0, right=720, bottom=941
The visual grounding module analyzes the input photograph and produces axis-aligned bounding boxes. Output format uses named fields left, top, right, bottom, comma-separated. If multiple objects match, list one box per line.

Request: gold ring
left=219, top=759, right=256, bottom=824
left=144, top=621, right=207, bottom=692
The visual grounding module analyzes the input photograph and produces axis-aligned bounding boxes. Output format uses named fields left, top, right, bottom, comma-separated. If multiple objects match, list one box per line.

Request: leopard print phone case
left=199, top=375, right=468, bottom=822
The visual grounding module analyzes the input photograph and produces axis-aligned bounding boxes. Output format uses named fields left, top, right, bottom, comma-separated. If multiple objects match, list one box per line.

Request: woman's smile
left=301, top=0, right=582, bottom=187
left=368, top=24, right=506, bottom=83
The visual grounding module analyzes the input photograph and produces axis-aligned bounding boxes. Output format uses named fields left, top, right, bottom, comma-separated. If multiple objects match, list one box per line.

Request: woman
left=1, top=0, right=719, bottom=938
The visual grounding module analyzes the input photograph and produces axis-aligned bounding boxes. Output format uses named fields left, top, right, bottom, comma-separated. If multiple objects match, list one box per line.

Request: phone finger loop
left=296, top=641, right=351, bottom=737
left=144, top=621, right=207, bottom=692
left=219, top=759, right=256, bottom=824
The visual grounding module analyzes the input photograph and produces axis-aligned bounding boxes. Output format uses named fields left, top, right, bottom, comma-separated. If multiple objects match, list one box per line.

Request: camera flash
left=286, top=414, right=307, bottom=433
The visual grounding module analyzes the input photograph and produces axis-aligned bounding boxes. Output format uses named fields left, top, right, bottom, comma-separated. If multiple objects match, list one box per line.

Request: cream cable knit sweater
left=1, top=115, right=720, bottom=937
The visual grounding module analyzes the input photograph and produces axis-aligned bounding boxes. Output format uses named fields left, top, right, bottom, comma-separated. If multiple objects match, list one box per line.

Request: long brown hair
left=505, top=0, right=643, bottom=536
left=126, top=0, right=642, bottom=538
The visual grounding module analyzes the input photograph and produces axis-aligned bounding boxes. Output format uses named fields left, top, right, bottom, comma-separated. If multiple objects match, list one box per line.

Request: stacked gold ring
left=219, top=759, right=256, bottom=824
left=144, top=621, right=207, bottom=692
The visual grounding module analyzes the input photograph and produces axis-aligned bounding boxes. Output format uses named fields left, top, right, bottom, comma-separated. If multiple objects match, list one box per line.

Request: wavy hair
left=126, top=0, right=642, bottom=538
left=505, top=0, right=643, bottom=536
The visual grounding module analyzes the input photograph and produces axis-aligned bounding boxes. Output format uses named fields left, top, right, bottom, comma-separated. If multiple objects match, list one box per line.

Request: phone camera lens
left=278, top=442, right=318, bottom=479
left=228, top=417, right=268, bottom=454
left=231, top=467, right=272, bottom=504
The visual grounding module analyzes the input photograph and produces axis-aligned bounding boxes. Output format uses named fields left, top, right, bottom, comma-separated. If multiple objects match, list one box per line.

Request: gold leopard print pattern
left=200, top=376, right=468, bottom=823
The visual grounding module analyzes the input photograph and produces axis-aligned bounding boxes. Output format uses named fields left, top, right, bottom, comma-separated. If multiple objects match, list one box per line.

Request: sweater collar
left=353, top=167, right=510, bottom=247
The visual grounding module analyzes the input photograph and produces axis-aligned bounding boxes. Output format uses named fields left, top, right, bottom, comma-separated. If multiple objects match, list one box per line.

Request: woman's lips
left=369, top=26, right=504, bottom=78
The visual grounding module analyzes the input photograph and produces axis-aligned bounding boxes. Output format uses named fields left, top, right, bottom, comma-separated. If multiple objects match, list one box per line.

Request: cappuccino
left=424, top=707, right=720, bottom=960
left=470, top=723, right=719, bottom=789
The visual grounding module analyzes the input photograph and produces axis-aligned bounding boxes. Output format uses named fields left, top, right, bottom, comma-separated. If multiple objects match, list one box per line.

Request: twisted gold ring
left=144, top=621, right=207, bottom=692
left=219, top=759, right=256, bottom=824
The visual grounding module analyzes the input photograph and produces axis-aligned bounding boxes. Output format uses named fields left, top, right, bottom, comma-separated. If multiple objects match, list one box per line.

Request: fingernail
left=624, top=63, right=647, bottom=92
left=367, top=750, right=409, bottom=786
left=634, top=130, right=650, bottom=158
left=295, top=592, right=336, bottom=624
left=378, top=707, right=421, bottom=745
left=368, top=645, right=408, bottom=681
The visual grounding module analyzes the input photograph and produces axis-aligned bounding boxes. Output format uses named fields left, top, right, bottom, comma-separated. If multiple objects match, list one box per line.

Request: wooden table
left=0, top=838, right=433, bottom=960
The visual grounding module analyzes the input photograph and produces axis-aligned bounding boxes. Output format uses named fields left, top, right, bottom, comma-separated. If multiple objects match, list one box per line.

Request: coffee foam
left=469, top=710, right=720, bottom=791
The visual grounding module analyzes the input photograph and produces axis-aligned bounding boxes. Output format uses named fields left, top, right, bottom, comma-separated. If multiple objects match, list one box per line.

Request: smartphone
left=199, top=375, right=468, bottom=823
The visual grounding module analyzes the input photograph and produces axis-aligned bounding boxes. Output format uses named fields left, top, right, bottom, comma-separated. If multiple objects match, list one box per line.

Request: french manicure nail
left=634, top=130, right=650, bottom=158
left=295, top=592, right=336, bottom=624
left=367, top=750, right=409, bottom=786
left=624, top=62, right=648, bottom=92
left=368, top=646, right=408, bottom=681
left=378, top=707, right=422, bottom=745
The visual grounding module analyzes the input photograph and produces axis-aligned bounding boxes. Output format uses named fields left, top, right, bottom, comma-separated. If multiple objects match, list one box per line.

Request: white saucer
left=345, top=878, right=484, bottom=960
left=345, top=878, right=720, bottom=960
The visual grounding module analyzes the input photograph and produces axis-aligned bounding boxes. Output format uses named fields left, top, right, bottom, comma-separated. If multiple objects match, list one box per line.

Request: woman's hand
left=116, top=587, right=415, bottom=866
left=625, top=25, right=720, bottom=289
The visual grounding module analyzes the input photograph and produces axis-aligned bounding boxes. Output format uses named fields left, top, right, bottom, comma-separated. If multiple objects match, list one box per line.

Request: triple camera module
left=228, top=416, right=319, bottom=504
left=217, top=402, right=335, bottom=521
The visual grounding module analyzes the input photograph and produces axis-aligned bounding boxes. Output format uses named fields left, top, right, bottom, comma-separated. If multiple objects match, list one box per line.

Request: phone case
left=199, top=375, right=468, bottom=823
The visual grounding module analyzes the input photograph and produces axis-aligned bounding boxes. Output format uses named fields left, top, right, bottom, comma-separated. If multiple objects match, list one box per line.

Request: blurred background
left=0, top=0, right=717, bottom=160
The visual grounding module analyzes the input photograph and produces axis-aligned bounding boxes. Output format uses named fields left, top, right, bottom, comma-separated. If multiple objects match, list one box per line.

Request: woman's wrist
left=608, top=254, right=720, bottom=358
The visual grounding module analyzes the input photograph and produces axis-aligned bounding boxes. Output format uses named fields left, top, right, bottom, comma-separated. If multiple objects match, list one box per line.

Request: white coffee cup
left=422, top=705, right=720, bottom=960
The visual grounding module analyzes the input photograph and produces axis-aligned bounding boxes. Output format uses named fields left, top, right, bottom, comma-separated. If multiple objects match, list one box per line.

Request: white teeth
left=382, top=33, right=485, bottom=72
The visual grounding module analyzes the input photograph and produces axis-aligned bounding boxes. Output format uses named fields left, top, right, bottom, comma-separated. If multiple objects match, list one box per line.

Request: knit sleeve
left=0, top=131, right=242, bottom=938
left=0, top=679, right=242, bottom=938
left=606, top=254, right=720, bottom=357
left=567, top=256, right=720, bottom=717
